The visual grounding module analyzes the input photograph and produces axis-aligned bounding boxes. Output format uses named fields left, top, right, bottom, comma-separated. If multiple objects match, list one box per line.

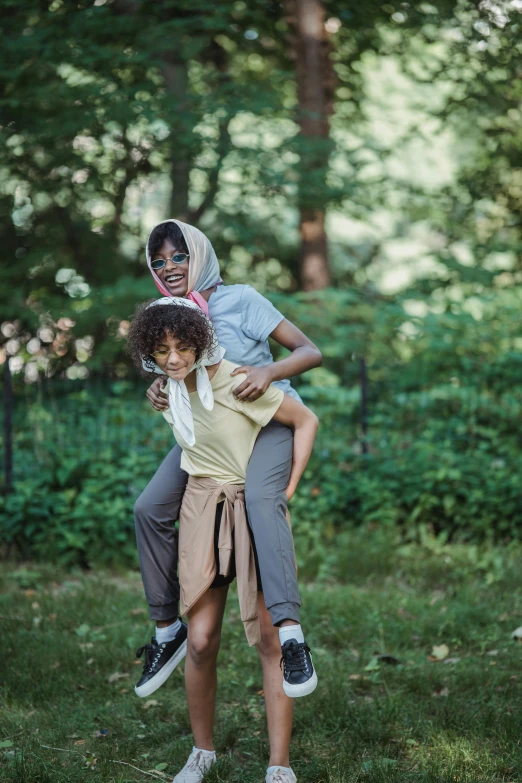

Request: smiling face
left=152, top=238, right=190, bottom=297
left=151, top=332, right=196, bottom=381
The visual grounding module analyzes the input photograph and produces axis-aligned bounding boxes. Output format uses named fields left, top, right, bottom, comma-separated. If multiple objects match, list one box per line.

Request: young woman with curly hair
left=132, top=221, right=321, bottom=707
left=128, top=298, right=319, bottom=783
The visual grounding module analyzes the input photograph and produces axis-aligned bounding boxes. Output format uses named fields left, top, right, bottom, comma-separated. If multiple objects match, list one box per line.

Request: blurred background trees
left=2, top=0, right=522, bottom=563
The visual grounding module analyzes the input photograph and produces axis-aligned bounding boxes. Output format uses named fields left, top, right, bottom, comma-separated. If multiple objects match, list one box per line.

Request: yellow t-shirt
left=162, top=359, right=284, bottom=484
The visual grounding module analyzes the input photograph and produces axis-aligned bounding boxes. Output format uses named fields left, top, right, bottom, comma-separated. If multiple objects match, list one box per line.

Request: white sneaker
left=172, top=747, right=216, bottom=783
left=265, top=766, right=297, bottom=783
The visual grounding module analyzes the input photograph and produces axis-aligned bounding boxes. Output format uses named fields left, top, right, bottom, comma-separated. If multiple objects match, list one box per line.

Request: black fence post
left=3, top=355, right=13, bottom=494
left=360, top=356, right=368, bottom=454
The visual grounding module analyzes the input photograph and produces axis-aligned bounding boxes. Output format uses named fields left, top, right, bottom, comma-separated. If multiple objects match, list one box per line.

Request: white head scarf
left=141, top=298, right=226, bottom=446
left=145, top=219, right=222, bottom=297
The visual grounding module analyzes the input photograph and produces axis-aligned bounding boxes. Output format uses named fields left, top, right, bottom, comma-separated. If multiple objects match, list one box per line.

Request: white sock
left=279, top=623, right=304, bottom=646
left=193, top=746, right=216, bottom=758
left=155, top=619, right=182, bottom=644
left=267, top=766, right=292, bottom=774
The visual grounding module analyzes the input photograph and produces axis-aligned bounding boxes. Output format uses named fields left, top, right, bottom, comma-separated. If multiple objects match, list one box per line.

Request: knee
left=256, top=626, right=281, bottom=660
left=244, top=484, right=261, bottom=513
left=245, top=485, right=279, bottom=519
left=188, top=628, right=220, bottom=665
left=134, top=492, right=149, bottom=528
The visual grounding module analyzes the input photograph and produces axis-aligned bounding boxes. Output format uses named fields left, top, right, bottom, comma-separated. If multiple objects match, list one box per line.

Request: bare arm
left=272, top=394, right=319, bottom=500
left=232, top=318, right=322, bottom=401
left=269, top=318, right=322, bottom=382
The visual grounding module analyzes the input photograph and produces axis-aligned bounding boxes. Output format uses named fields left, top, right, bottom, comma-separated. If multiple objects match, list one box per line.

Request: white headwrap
left=141, top=298, right=226, bottom=447
left=145, top=219, right=222, bottom=297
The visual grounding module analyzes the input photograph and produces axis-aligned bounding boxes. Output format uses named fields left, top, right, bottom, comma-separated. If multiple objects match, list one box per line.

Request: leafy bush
left=2, top=291, right=522, bottom=566
left=0, top=388, right=171, bottom=567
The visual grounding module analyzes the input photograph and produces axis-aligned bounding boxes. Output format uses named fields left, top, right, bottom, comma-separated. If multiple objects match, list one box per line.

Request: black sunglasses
left=151, top=253, right=189, bottom=270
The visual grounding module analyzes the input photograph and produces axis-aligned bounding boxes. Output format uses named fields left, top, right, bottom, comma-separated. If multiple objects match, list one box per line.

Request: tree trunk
left=286, top=0, right=334, bottom=290
left=161, top=56, right=191, bottom=221
left=3, top=355, right=13, bottom=495
left=360, top=356, right=368, bottom=455
left=299, top=208, right=330, bottom=290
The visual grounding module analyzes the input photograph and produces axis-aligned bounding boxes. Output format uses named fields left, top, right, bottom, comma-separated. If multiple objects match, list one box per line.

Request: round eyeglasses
left=151, top=253, right=189, bottom=270
left=151, top=346, right=195, bottom=360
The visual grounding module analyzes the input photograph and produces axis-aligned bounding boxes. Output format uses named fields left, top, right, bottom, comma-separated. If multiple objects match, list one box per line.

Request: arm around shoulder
left=268, top=319, right=323, bottom=382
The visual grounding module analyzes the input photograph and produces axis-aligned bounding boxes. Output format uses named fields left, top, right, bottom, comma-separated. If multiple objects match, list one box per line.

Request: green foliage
left=0, top=388, right=171, bottom=566
left=3, top=0, right=522, bottom=381
left=2, top=289, right=522, bottom=566
left=1, top=0, right=521, bottom=588
left=1, top=452, right=148, bottom=567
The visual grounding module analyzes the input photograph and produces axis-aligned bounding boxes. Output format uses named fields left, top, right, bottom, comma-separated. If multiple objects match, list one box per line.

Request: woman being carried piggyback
left=128, top=298, right=319, bottom=783
left=133, top=219, right=323, bottom=705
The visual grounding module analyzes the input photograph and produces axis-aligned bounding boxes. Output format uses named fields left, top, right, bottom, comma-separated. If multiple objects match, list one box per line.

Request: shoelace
left=268, top=769, right=294, bottom=783
left=280, top=640, right=311, bottom=674
left=183, top=751, right=213, bottom=774
left=136, top=639, right=161, bottom=674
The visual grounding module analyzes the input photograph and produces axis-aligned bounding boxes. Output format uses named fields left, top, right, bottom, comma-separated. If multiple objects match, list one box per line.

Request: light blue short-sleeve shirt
left=207, top=284, right=301, bottom=401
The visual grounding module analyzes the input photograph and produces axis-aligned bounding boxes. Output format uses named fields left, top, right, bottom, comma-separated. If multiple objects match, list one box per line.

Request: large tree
left=3, top=0, right=517, bottom=383
left=285, top=0, right=335, bottom=290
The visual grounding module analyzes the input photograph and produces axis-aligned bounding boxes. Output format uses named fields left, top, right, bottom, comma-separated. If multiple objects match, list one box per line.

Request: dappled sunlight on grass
left=410, top=731, right=519, bottom=782
left=1, top=536, right=521, bottom=782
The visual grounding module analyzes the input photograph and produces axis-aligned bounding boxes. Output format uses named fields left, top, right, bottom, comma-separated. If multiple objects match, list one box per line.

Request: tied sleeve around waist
left=179, top=476, right=261, bottom=646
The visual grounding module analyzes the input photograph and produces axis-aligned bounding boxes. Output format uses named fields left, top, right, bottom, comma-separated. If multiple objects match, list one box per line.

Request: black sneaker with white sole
left=280, top=639, right=318, bottom=698
left=134, top=622, right=188, bottom=698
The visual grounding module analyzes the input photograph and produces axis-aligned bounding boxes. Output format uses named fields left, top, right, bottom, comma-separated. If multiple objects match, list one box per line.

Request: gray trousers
left=134, top=421, right=301, bottom=626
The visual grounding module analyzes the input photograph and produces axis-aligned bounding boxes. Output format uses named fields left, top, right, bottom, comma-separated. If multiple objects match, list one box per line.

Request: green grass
left=1, top=533, right=522, bottom=783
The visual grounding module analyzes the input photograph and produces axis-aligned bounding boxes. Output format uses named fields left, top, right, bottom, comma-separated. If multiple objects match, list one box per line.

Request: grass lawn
left=1, top=531, right=522, bottom=783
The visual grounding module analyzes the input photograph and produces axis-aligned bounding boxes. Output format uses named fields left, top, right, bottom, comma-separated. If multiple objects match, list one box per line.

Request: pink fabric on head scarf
left=145, top=219, right=222, bottom=316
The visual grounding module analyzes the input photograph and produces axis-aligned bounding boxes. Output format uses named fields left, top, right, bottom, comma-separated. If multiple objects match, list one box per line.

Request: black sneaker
left=280, top=639, right=318, bottom=698
left=134, top=621, right=188, bottom=698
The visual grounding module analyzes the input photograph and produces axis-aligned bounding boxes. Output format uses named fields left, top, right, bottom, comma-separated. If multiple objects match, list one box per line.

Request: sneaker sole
left=283, top=670, right=318, bottom=698
left=134, top=639, right=188, bottom=698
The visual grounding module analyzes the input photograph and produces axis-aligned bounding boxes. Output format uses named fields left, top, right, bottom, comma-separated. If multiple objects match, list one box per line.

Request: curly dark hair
left=127, top=300, right=216, bottom=377
left=147, top=222, right=189, bottom=260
